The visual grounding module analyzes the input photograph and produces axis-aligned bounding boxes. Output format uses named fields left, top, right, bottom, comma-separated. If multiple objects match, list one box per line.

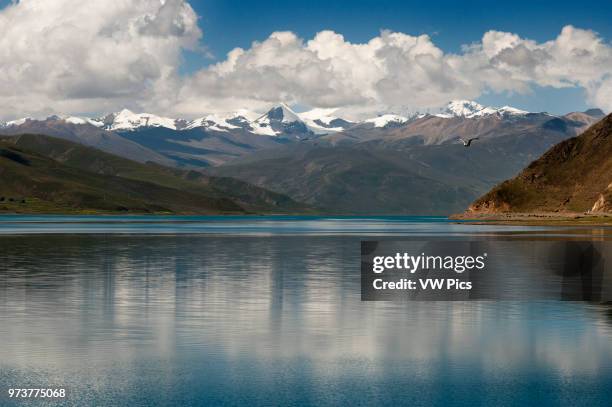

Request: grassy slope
left=211, top=144, right=479, bottom=215
left=0, top=134, right=308, bottom=214
left=210, top=126, right=576, bottom=216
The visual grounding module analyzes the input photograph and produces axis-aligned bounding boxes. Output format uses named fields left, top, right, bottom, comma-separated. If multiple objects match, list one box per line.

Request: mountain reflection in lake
left=0, top=218, right=611, bottom=406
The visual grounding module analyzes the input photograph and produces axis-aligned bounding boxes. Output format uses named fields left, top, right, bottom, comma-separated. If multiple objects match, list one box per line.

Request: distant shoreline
left=450, top=212, right=612, bottom=226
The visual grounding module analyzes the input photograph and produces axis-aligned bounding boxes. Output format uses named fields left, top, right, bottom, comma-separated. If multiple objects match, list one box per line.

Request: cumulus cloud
left=176, top=25, right=612, bottom=118
left=473, top=26, right=612, bottom=92
left=174, top=30, right=484, bottom=117
left=0, top=0, right=611, bottom=120
left=0, top=0, right=201, bottom=119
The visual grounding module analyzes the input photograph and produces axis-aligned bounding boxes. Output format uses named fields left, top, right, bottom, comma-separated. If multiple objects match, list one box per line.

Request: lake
left=0, top=216, right=611, bottom=406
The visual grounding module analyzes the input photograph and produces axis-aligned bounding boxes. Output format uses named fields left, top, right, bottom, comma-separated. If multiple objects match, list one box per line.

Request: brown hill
left=467, top=113, right=612, bottom=214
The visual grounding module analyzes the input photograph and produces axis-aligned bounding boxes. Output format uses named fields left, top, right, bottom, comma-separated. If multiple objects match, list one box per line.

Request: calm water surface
left=0, top=216, right=611, bottom=406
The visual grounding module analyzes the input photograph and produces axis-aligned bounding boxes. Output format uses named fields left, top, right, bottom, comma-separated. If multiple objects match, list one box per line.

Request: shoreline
left=450, top=212, right=612, bottom=226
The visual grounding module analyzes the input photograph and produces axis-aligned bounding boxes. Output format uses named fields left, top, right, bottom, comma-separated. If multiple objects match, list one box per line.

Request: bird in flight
left=459, top=137, right=479, bottom=147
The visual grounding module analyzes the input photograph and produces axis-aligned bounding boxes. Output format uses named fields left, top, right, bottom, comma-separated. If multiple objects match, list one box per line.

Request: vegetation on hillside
left=0, top=134, right=309, bottom=214
left=468, top=114, right=612, bottom=214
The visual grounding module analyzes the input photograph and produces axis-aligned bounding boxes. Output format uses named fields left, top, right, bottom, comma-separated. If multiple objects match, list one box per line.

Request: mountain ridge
left=3, top=100, right=602, bottom=136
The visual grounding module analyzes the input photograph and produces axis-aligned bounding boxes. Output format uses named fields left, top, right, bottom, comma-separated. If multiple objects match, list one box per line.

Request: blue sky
left=192, top=0, right=612, bottom=62
left=1, top=0, right=611, bottom=117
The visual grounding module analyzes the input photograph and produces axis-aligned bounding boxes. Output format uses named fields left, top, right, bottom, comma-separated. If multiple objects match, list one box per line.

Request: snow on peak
left=179, top=105, right=349, bottom=136
left=232, top=109, right=261, bottom=122
left=185, top=113, right=241, bottom=132
left=106, top=109, right=178, bottom=131
left=297, top=107, right=351, bottom=133
left=277, top=103, right=301, bottom=123
left=364, top=114, right=409, bottom=128
left=257, top=103, right=302, bottom=124
left=248, top=104, right=305, bottom=136
left=2, top=115, right=105, bottom=128
left=445, top=100, right=486, bottom=117
left=0, top=101, right=535, bottom=136
left=64, top=116, right=104, bottom=127
left=435, top=100, right=529, bottom=118
left=298, top=107, right=338, bottom=125
left=3, top=117, right=30, bottom=127
left=497, top=105, right=529, bottom=115
left=249, top=122, right=278, bottom=136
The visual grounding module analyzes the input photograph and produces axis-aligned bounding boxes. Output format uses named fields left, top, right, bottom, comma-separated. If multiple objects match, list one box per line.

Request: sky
left=0, top=0, right=611, bottom=120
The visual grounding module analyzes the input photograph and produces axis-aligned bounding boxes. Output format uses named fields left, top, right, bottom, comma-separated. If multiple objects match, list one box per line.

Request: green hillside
left=0, top=134, right=308, bottom=214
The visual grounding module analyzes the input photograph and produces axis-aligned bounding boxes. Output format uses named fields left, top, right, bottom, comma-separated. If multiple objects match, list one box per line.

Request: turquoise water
left=0, top=216, right=611, bottom=406
left=0, top=214, right=553, bottom=235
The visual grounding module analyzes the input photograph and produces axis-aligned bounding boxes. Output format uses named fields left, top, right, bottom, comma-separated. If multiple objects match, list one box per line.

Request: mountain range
left=208, top=103, right=605, bottom=214
left=2, top=99, right=585, bottom=136
left=1, top=101, right=606, bottom=214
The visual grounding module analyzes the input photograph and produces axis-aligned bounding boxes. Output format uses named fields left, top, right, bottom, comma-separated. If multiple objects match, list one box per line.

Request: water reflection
left=1, top=229, right=611, bottom=405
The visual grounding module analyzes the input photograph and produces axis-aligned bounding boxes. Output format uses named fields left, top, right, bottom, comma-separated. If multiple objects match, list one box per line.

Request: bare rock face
left=591, top=183, right=612, bottom=213
left=467, top=195, right=512, bottom=214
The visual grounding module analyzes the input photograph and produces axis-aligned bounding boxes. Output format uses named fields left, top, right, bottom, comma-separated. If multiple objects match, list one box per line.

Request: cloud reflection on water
left=0, top=227, right=611, bottom=405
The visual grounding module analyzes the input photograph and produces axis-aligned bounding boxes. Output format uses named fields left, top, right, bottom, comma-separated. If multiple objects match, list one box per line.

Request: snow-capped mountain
left=99, top=109, right=180, bottom=131
left=0, top=105, right=320, bottom=137
left=250, top=104, right=312, bottom=137
left=298, top=108, right=353, bottom=133
left=1, top=102, right=603, bottom=173
left=185, top=114, right=241, bottom=132
left=357, top=98, right=528, bottom=129
left=0, top=100, right=540, bottom=136
left=1, top=117, right=31, bottom=128
left=434, top=100, right=529, bottom=119
left=298, top=107, right=338, bottom=126
left=252, top=104, right=355, bottom=136
left=182, top=109, right=260, bottom=133
left=364, top=114, right=409, bottom=128
left=263, top=103, right=302, bottom=124
left=93, top=104, right=329, bottom=137
left=1, top=115, right=103, bottom=128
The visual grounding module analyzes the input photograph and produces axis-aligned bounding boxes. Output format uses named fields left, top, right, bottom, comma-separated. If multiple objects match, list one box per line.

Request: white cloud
left=174, top=29, right=484, bottom=117
left=0, top=1, right=610, bottom=120
left=176, top=25, right=612, bottom=118
left=0, top=0, right=201, bottom=119
left=590, top=76, right=612, bottom=110
left=471, top=26, right=612, bottom=94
